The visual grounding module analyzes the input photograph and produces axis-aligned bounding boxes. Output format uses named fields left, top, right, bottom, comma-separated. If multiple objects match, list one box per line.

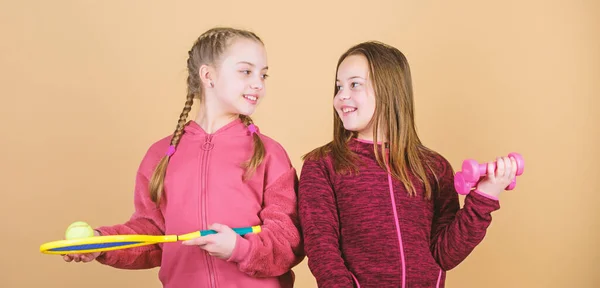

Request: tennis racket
left=40, top=225, right=261, bottom=255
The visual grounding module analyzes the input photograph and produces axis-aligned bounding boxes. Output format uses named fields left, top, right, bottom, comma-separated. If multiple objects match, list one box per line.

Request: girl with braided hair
left=62, top=27, right=304, bottom=288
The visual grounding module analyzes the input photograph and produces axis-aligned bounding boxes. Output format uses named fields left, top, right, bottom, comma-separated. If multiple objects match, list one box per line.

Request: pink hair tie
left=166, top=145, right=176, bottom=157
left=248, top=124, right=259, bottom=135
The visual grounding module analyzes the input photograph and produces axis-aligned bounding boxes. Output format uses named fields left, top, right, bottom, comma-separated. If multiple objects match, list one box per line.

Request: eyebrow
left=237, top=61, right=268, bottom=70
left=336, top=76, right=365, bottom=81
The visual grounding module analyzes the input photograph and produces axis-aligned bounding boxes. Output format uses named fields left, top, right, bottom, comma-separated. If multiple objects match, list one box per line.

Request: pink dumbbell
left=462, top=152, right=525, bottom=182
left=454, top=171, right=517, bottom=195
left=454, top=152, right=525, bottom=195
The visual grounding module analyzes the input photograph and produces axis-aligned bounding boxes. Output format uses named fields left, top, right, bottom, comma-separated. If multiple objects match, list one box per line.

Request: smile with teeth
left=244, top=94, right=258, bottom=101
left=342, top=107, right=357, bottom=113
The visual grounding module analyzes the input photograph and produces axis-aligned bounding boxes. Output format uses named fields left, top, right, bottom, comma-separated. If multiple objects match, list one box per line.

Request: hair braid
left=239, top=114, right=265, bottom=180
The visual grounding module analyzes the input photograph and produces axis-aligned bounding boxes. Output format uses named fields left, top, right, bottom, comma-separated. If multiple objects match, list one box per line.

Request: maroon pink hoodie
left=298, top=139, right=500, bottom=287
left=94, top=119, right=304, bottom=288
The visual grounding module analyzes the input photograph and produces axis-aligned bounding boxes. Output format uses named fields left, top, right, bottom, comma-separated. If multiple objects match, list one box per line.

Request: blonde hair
left=304, top=41, right=438, bottom=199
left=149, top=27, right=266, bottom=204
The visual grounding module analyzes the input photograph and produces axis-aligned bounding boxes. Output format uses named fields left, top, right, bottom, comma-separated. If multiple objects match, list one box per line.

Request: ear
left=199, top=64, right=216, bottom=88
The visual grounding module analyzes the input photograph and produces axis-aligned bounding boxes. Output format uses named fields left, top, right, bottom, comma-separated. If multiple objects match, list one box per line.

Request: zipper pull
left=202, top=135, right=214, bottom=151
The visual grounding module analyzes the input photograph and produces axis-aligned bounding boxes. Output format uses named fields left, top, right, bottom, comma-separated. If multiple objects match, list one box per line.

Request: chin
left=342, top=123, right=359, bottom=132
left=237, top=108, right=257, bottom=117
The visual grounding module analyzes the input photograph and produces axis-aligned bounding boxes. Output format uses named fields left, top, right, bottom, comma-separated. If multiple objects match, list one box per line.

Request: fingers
left=496, top=157, right=505, bottom=178
left=503, top=156, right=511, bottom=180
left=69, top=254, right=82, bottom=262
left=63, top=253, right=92, bottom=263
left=491, top=156, right=517, bottom=182
left=209, top=223, right=231, bottom=233
left=182, top=235, right=215, bottom=246
left=486, top=161, right=496, bottom=181
left=181, top=238, right=204, bottom=246
left=81, top=254, right=96, bottom=262
left=498, top=156, right=515, bottom=181
left=509, top=157, right=518, bottom=180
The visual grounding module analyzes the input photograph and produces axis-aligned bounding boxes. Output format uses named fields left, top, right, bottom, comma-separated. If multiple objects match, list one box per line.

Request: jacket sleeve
left=226, top=144, right=304, bottom=277
left=94, top=145, right=166, bottom=270
left=429, top=156, right=501, bottom=271
left=297, top=158, right=356, bottom=288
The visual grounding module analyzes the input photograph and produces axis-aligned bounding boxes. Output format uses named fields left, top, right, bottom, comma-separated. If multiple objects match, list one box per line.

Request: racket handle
left=201, top=226, right=261, bottom=236
left=179, top=225, right=261, bottom=240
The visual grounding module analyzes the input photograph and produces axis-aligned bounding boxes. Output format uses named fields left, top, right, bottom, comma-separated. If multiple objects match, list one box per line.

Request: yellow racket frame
left=40, top=225, right=261, bottom=255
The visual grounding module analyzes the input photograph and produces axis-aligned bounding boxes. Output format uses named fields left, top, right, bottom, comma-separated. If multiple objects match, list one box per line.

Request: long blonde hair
left=149, top=27, right=266, bottom=204
left=304, top=41, right=438, bottom=199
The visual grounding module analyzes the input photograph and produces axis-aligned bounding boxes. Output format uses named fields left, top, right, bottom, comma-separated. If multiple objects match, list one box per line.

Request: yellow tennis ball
left=65, top=221, right=94, bottom=240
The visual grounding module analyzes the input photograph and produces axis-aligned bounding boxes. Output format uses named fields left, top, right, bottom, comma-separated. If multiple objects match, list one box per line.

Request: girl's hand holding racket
left=63, top=230, right=102, bottom=263
left=182, top=223, right=237, bottom=259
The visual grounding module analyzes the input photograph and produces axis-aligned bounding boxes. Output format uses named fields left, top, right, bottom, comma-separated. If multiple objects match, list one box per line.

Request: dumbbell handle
left=462, top=152, right=524, bottom=183
left=475, top=162, right=493, bottom=175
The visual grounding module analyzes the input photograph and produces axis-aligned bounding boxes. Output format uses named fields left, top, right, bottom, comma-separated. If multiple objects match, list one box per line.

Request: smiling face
left=148, top=27, right=271, bottom=205
left=208, top=37, right=269, bottom=117
left=322, top=41, right=435, bottom=199
left=334, top=54, right=377, bottom=140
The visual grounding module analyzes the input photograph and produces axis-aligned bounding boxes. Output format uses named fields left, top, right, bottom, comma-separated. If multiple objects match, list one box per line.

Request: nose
left=250, top=77, right=264, bottom=90
left=337, top=88, right=350, bottom=100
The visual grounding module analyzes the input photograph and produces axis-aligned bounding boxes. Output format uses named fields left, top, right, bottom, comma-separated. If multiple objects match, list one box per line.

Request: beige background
left=1, top=0, right=599, bottom=287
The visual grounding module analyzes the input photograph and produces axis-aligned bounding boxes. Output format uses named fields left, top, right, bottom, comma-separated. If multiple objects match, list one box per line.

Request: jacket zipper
left=385, top=148, right=406, bottom=288
left=200, top=134, right=216, bottom=288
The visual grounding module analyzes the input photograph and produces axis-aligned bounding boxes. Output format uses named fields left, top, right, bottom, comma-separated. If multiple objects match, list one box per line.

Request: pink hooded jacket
left=94, top=119, right=304, bottom=288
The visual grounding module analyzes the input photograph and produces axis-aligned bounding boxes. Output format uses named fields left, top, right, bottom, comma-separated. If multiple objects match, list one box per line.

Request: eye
left=262, top=74, right=269, bottom=79
left=351, top=82, right=361, bottom=88
left=240, top=70, right=251, bottom=75
left=336, top=85, right=343, bottom=91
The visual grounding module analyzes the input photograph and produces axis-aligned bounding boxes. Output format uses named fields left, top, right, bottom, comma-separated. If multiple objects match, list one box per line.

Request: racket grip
left=234, top=225, right=261, bottom=235
left=179, top=225, right=262, bottom=240
left=200, top=225, right=261, bottom=236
